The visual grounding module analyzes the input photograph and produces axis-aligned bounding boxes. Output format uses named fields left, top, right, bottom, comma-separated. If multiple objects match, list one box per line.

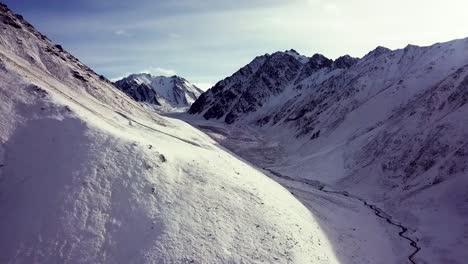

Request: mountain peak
left=363, top=46, right=392, bottom=59
left=285, top=48, right=300, bottom=55
left=333, top=55, right=359, bottom=69
left=283, top=49, right=309, bottom=63
left=114, top=74, right=203, bottom=109
left=310, top=53, right=332, bottom=64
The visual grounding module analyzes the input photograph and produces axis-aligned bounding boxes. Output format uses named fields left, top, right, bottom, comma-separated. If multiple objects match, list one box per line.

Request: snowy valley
left=1, top=2, right=467, bottom=264
left=186, top=36, right=468, bottom=263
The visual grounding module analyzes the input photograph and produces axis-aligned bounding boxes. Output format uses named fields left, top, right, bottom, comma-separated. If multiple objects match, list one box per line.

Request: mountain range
left=1, top=1, right=468, bottom=263
left=188, top=37, right=468, bottom=263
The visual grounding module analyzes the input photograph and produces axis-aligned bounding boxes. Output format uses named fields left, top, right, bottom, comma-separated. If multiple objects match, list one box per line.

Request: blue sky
left=4, top=0, right=468, bottom=89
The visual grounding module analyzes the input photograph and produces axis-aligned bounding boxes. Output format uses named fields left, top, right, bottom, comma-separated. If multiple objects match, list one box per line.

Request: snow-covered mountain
left=0, top=3, right=346, bottom=263
left=189, top=40, right=468, bottom=262
left=114, top=73, right=203, bottom=109
left=189, top=50, right=358, bottom=124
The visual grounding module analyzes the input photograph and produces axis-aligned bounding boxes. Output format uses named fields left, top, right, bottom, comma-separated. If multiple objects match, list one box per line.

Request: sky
left=4, top=0, right=468, bottom=90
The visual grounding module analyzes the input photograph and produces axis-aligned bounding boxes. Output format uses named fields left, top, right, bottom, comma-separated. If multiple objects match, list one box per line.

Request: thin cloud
left=110, top=67, right=177, bottom=81
left=114, top=29, right=130, bottom=36
left=110, top=75, right=129, bottom=82
left=142, top=67, right=177, bottom=76
left=168, top=32, right=182, bottom=39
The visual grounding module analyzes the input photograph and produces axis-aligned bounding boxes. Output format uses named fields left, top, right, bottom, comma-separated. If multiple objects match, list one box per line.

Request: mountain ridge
left=189, top=49, right=360, bottom=123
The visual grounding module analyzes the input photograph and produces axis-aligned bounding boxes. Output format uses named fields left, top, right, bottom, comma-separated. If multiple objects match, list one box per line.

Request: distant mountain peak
left=293, top=53, right=333, bottom=84
left=114, top=73, right=203, bottom=109
left=282, top=49, right=309, bottom=63
left=364, top=45, right=392, bottom=59
left=309, top=53, right=332, bottom=65
left=333, top=55, right=359, bottom=69
left=404, top=44, right=420, bottom=49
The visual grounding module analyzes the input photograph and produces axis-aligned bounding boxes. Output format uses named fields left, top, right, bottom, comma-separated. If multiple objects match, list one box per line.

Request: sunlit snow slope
left=0, top=4, right=339, bottom=263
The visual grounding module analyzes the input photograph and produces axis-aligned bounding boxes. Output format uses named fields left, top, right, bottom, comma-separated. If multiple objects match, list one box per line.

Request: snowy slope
left=189, top=38, right=468, bottom=263
left=114, top=73, right=203, bottom=110
left=0, top=4, right=342, bottom=263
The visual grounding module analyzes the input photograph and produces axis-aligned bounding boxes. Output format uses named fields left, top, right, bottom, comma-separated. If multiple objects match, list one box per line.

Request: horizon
left=4, top=0, right=468, bottom=90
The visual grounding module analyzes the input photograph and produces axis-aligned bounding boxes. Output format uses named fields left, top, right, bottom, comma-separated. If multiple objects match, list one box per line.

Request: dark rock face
left=114, top=79, right=161, bottom=105
left=0, top=5, right=21, bottom=29
left=189, top=52, right=311, bottom=123
left=189, top=55, right=267, bottom=116
left=171, top=75, right=203, bottom=106
left=333, top=55, right=359, bottom=69
left=295, top=54, right=333, bottom=84
left=223, top=53, right=305, bottom=124
left=189, top=92, right=209, bottom=114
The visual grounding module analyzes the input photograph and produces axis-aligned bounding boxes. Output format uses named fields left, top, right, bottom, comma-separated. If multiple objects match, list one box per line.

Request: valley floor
left=168, top=113, right=416, bottom=264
